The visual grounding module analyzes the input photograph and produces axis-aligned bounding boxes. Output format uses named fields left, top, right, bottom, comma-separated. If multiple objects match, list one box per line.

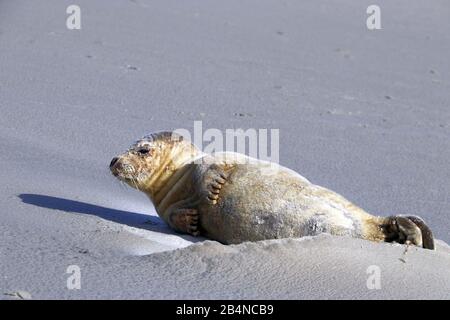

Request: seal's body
left=110, top=131, right=434, bottom=249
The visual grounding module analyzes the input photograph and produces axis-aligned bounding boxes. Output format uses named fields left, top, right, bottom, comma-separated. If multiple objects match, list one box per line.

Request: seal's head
left=110, top=131, right=200, bottom=197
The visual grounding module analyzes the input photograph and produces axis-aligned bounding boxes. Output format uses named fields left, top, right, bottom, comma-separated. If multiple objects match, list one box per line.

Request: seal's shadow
left=18, top=193, right=202, bottom=242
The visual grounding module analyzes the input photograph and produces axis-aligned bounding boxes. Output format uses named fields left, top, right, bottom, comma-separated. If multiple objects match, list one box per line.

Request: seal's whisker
left=131, top=176, right=141, bottom=192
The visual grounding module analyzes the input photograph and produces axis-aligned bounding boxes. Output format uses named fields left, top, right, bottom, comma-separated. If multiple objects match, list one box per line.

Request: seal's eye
left=137, top=148, right=150, bottom=155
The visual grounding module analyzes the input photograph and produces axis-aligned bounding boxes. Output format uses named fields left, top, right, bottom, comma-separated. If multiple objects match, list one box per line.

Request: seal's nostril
left=110, top=157, right=119, bottom=168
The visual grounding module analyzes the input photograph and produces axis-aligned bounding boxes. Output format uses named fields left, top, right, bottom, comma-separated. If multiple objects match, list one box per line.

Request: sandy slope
left=0, top=0, right=449, bottom=299
left=2, top=231, right=450, bottom=299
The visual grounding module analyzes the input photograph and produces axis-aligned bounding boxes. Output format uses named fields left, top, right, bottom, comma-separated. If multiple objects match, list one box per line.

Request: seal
left=110, top=131, right=435, bottom=249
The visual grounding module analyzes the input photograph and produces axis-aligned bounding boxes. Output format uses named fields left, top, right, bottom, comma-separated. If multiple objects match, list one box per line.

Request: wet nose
left=110, top=157, right=119, bottom=168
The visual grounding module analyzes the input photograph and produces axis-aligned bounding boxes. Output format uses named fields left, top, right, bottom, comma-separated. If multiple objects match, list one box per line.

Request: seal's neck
left=143, top=142, right=204, bottom=202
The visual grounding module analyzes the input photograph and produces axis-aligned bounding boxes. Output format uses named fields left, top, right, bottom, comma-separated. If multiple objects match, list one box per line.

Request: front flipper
left=383, top=215, right=435, bottom=250
left=168, top=208, right=200, bottom=236
left=203, top=163, right=232, bottom=205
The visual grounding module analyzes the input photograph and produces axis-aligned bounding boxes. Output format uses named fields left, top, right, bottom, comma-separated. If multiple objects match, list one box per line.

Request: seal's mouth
left=109, top=156, right=137, bottom=182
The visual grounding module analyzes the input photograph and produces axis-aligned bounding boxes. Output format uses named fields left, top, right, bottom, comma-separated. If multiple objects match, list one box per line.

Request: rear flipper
left=405, top=215, right=435, bottom=250
left=383, top=215, right=435, bottom=250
